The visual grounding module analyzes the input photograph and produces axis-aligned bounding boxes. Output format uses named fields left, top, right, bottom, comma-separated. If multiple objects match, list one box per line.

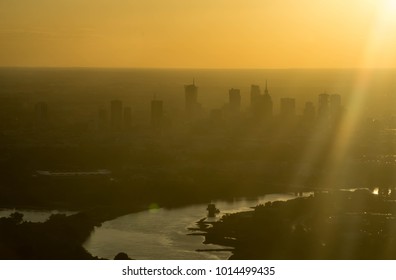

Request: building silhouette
left=262, top=81, right=273, bottom=118
left=252, top=81, right=273, bottom=120
left=228, top=88, right=241, bottom=114
left=184, top=79, right=200, bottom=118
left=110, top=100, right=123, bottom=130
left=318, top=93, right=330, bottom=120
left=251, top=81, right=273, bottom=121
left=151, top=99, right=163, bottom=127
left=317, top=93, right=342, bottom=126
left=250, top=85, right=261, bottom=108
left=329, top=93, right=343, bottom=126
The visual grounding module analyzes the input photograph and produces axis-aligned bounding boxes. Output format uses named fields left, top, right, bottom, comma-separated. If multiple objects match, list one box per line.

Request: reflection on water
left=0, top=209, right=75, bottom=223
left=84, top=193, right=309, bottom=260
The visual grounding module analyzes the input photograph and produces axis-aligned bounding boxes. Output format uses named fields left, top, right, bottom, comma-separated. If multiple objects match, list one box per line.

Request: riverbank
left=0, top=189, right=334, bottom=259
left=0, top=188, right=318, bottom=260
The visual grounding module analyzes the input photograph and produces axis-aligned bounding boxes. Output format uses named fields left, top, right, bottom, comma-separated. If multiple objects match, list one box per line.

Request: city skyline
left=0, top=67, right=395, bottom=260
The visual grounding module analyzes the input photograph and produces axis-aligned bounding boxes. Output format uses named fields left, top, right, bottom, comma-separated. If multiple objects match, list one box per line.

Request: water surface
left=84, top=193, right=308, bottom=259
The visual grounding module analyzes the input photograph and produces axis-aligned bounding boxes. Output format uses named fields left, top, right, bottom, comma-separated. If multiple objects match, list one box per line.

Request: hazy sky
left=1, top=0, right=396, bottom=68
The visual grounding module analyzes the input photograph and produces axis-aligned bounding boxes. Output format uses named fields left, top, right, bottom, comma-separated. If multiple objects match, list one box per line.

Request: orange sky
left=1, top=0, right=396, bottom=68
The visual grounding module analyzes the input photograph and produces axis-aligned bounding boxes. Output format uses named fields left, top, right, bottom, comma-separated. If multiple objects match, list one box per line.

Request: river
left=0, top=193, right=310, bottom=259
left=83, top=193, right=309, bottom=260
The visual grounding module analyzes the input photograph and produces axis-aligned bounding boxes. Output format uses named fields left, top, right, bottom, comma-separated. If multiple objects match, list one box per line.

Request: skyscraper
left=261, top=81, right=273, bottom=118
left=250, top=81, right=273, bottom=121
left=318, top=93, right=330, bottom=119
left=110, top=100, right=123, bottom=130
left=250, top=84, right=261, bottom=107
left=185, top=79, right=198, bottom=117
left=228, top=88, right=241, bottom=113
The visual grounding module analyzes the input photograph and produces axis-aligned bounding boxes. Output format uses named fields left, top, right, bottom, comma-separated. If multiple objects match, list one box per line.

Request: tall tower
left=250, top=84, right=261, bottom=107
left=228, top=88, right=241, bottom=113
left=318, top=93, right=329, bottom=119
left=110, top=100, right=123, bottom=130
left=250, top=81, right=273, bottom=121
left=184, top=79, right=198, bottom=117
left=261, top=80, right=273, bottom=119
left=264, top=80, right=269, bottom=95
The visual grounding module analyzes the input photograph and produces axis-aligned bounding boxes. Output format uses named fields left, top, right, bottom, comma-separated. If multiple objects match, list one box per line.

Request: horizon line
left=1, top=66, right=396, bottom=71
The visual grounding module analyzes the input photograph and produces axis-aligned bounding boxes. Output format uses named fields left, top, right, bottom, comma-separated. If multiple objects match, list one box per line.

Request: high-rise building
left=151, top=100, right=163, bottom=127
left=228, top=88, right=241, bottom=113
left=280, top=98, right=296, bottom=119
left=260, top=81, right=273, bottom=119
left=251, top=81, right=273, bottom=121
left=318, top=93, right=330, bottom=119
left=250, top=85, right=261, bottom=107
left=110, top=100, right=123, bottom=130
left=185, top=79, right=198, bottom=117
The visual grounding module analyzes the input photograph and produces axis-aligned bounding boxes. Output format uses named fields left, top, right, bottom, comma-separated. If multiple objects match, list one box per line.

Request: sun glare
left=290, top=0, right=396, bottom=190
left=316, top=0, right=396, bottom=187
